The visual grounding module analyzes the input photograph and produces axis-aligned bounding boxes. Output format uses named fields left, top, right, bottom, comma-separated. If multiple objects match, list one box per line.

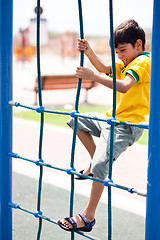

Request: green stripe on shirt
left=127, top=69, right=139, bottom=82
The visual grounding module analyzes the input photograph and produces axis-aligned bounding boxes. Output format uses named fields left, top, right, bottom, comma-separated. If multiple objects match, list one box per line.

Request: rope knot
left=8, top=202, right=19, bottom=209
left=128, top=188, right=134, bottom=194
left=36, top=106, right=45, bottom=113
left=8, top=152, right=19, bottom=158
left=34, top=210, right=43, bottom=218
left=8, top=101, right=20, bottom=107
left=66, top=167, right=76, bottom=175
left=107, top=117, right=117, bottom=126
left=70, top=110, right=79, bottom=118
left=103, top=177, right=113, bottom=187
left=35, top=159, right=44, bottom=166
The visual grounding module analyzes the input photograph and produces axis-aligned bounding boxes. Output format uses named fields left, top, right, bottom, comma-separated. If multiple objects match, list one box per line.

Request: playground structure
left=0, top=1, right=160, bottom=240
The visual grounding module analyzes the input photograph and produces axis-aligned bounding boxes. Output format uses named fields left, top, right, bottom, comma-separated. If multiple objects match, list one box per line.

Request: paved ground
left=11, top=56, right=148, bottom=239
left=12, top=172, right=145, bottom=240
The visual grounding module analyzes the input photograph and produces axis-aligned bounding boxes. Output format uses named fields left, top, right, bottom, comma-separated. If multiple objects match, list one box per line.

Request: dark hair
left=114, top=19, right=146, bottom=50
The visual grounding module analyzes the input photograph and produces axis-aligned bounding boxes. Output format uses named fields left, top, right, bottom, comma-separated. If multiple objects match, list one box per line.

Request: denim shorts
left=67, top=113, right=143, bottom=180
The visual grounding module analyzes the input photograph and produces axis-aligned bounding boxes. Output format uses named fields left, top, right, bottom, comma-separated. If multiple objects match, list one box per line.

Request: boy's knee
left=91, top=161, right=108, bottom=180
left=66, top=118, right=74, bottom=128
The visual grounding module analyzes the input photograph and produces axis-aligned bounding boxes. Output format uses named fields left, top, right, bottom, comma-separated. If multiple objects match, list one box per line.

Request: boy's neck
left=137, top=50, right=145, bottom=56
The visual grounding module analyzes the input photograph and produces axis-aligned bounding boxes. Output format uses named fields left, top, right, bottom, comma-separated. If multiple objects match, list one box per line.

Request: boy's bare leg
left=76, top=130, right=96, bottom=158
left=76, top=129, right=96, bottom=174
left=60, top=180, right=104, bottom=229
left=84, top=180, right=104, bottom=218
left=69, top=125, right=96, bottom=174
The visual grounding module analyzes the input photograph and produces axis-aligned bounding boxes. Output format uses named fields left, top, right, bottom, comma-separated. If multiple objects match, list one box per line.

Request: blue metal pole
left=145, top=0, right=160, bottom=239
left=0, top=0, right=13, bottom=239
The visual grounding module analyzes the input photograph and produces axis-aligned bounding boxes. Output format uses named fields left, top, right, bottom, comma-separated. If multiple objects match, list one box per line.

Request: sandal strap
left=79, top=213, right=89, bottom=224
left=78, top=213, right=95, bottom=228
left=65, top=217, right=77, bottom=229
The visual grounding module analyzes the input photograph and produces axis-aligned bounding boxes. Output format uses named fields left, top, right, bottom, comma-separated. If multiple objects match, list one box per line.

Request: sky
left=13, top=0, right=154, bottom=36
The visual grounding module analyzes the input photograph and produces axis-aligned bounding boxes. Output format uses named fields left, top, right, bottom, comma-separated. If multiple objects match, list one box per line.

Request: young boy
left=58, top=19, right=150, bottom=232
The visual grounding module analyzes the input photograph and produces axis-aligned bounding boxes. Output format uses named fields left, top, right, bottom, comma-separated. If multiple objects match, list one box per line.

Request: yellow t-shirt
left=105, top=52, right=151, bottom=123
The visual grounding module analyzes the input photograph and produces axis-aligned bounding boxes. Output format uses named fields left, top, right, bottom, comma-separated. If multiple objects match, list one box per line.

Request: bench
left=34, top=74, right=98, bottom=105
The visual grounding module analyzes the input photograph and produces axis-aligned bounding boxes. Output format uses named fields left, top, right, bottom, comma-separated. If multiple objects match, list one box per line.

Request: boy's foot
left=58, top=212, right=95, bottom=232
left=75, top=166, right=93, bottom=180
left=75, top=169, right=93, bottom=180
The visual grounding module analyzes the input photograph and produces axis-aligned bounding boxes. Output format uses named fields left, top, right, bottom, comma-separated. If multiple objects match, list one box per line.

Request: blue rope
left=108, top=0, right=117, bottom=239
left=36, top=1, right=42, bottom=107
left=8, top=202, right=100, bottom=240
left=69, top=1, right=85, bottom=239
left=36, top=0, right=44, bottom=239
left=8, top=101, right=149, bottom=129
left=9, top=152, right=146, bottom=196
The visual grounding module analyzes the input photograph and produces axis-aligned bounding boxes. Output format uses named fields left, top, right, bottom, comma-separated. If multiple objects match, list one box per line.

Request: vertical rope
left=75, top=0, right=84, bottom=110
left=37, top=3, right=42, bottom=107
left=69, top=1, right=84, bottom=239
left=36, top=0, right=44, bottom=239
left=108, top=0, right=116, bottom=239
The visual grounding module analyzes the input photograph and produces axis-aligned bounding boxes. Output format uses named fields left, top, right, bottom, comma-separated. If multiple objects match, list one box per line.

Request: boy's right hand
left=77, top=38, right=92, bottom=55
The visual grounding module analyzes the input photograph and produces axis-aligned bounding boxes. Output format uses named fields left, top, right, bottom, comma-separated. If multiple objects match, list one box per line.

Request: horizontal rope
left=9, top=152, right=146, bottom=197
left=8, top=202, right=99, bottom=240
left=8, top=101, right=149, bottom=129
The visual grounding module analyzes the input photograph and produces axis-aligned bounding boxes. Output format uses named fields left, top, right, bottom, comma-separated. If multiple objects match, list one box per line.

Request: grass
left=13, top=104, right=148, bottom=145
left=137, top=129, right=148, bottom=145
left=14, top=105, right=107, bottom=127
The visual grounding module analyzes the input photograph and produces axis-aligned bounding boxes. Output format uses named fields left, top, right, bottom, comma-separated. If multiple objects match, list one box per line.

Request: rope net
left=8, top=0, right=148, bottom=239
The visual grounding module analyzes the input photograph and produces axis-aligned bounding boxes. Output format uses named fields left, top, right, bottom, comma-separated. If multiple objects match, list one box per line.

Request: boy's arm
left=77, top=39, right=111, bottom=74
left=76, top=66, right=135, bottom=93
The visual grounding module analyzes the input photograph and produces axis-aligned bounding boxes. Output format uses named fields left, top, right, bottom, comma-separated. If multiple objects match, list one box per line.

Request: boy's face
left=115, top=42, right=142, bottom=66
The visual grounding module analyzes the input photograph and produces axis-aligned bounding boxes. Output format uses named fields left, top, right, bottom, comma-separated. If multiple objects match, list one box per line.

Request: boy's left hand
left=76, top=67, right=94, bottom=80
